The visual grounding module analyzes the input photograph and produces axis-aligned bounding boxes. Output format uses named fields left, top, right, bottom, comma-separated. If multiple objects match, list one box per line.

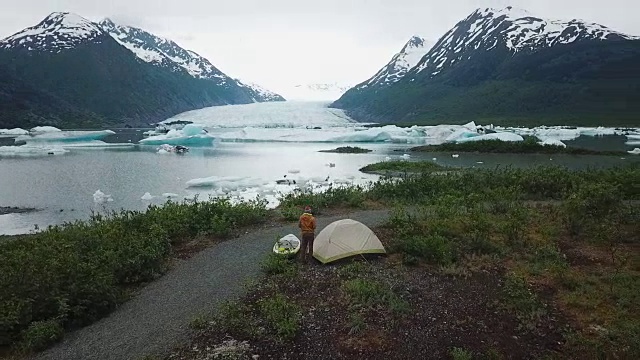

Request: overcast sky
left=0, top=0, right=637, bottom=96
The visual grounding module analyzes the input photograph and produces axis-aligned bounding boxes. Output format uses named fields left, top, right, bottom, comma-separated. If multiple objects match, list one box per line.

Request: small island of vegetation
left=410, top=137, right=628, bottom=155
left=319, top=146, right=372, bottom=154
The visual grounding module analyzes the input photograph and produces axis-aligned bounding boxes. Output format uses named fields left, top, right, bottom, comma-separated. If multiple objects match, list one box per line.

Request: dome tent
left=313, top=219, right=386, bottom=264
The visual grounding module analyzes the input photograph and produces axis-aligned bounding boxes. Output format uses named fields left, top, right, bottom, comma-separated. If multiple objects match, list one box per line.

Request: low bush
left=0, top=196, right=269, bottom=349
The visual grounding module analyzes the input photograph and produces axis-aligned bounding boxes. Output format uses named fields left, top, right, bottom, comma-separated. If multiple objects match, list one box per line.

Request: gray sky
left=0, top=0, right=637, bottom=95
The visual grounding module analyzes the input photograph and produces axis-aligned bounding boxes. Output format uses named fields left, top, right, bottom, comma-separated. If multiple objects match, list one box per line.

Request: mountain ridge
left=332, top=6, right=640, bottom=127
left=0, top=12, right=283, bottom=128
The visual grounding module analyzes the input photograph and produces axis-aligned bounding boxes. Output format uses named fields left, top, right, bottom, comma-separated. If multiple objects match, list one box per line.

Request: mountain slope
left=357, top=36, right=432, bottom=89
left=99, top=19, right=284, bottom=102
left=332, top=7, right=640, bottom=126
left=0, top=12, right=282, bottom=128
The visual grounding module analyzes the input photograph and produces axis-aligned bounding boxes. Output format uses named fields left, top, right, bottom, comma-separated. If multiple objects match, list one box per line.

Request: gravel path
left=32, top=209, right=391, bottom=360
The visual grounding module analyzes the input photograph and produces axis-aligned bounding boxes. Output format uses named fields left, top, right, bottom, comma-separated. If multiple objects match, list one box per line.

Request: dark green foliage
left=396, top=235, right=455, bottom=265
left=0, top=197, right=268, bottom=349
left=333, top=40, right=640, bottom=127
left=411, top=137, right=626, bottom=155
left=360, top=160, right=448, bottom=173
left=258, top=294, right=301, bottom=341
left=319, top=146, right=372, bottom=153
left=19, top=320, right=64, bottom=352
left=0, top=35, right=258, bottom=128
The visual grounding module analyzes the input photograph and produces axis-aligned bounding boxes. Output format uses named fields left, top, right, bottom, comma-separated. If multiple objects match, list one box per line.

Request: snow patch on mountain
left=414, top=6, right=638, bottom=76
left=235, top=80, right=285, bottom=102
left=358, top=36, right=433, bottom=89
left=99, top=19, right=229, bottom=84
left=0, top=12, right=104, bottom=52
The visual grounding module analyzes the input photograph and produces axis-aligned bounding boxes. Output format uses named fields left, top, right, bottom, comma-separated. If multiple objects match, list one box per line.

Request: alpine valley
left=332, top=6, right=640, bottom=126
left=0, top=12, right=284, bottom=129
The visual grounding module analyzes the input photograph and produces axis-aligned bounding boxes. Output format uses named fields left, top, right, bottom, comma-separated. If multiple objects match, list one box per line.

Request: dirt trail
left=32, top=209, right=390, bottom=360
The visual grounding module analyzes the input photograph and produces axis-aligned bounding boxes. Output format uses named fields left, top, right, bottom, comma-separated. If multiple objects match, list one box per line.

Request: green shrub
left=343, top=279, right=409, bottom=314
left=450, top=347, right=473, bottom=360
left=0, top=196, right=269, bottom=349
left=501, top=273, right=546, bottom=331
left=19, top=320, right=63, bottom=352
left=397, top=235, right=454, bottom=265
left=261, top=254, right=297, bottom=276
left=258, top=294, right=300, bottom=341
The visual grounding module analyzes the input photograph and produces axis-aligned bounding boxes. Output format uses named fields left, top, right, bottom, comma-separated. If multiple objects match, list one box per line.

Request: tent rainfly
left=313, top=219, right=386, bottom=264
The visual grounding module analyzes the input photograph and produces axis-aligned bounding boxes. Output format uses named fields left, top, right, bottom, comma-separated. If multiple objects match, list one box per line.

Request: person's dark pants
left=300, top=232, right=315, bottom=263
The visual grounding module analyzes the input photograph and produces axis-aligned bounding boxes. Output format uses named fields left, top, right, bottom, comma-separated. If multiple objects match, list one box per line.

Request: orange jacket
left=299, top=213, right=316, bottom=234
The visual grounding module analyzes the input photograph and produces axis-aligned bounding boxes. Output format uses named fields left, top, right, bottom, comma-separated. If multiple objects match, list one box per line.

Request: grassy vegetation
left=359, top=160, right=449, bottom=174
left=280, top=164, right=640, bottom=212
left=410, top=136, right=627, bottom=155
left=380, top=181, right=639, bottom=357
left=0, top=196, right=268, bottom=353
left=274, top=163, right=640, bottom=356
left=319, top=146, right=372, bottom=153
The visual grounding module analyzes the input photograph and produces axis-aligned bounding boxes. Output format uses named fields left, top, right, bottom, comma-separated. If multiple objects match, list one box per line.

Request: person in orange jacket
left=298, top=206, right=316, bottom=263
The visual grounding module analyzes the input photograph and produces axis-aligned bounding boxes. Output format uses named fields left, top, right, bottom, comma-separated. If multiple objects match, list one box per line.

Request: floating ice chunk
left=385, top=156, right=391, bottom=162
left=0, top=145, right=68, bottom=156
left=163, top=193, right=180, bottom=198
left=628, top=148, right=640, bottom=155
left=539, top=138, right=567, bottom=148
left=445, top=129, right=478, bottom=143
left=477, top=161, right=484, bottom=164
left=0, top=128, right=29, bottom=136
left=140, top=126, right=214, bottom=147
left=326, top=163, right=336, bottom=167
left=400, top=154, right=411, bottom=160
left=141, top=192, right=154, bottom=201
left=627, top=134, right=640, bottom=140
left=579, top=127, right=617, bottom=136
left=452, top=154, right=460, bottom=158
left=456, top=132, right=524, bottom=143
left=93, top=190, right=113, bottom=203
left=30, top=126, right=61, bottom=135
left=288, top=169, right=301, bottom=174
left=432, top=158, right=437, bottom=161
left=157, top=149, right=170, bottom=155
left=58, top=141, right=134, bottom=148
left=16, top=130, right=115, bottom=144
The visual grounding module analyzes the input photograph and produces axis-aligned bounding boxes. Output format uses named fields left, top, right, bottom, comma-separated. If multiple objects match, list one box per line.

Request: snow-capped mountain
left=0, top=12, right=283, bottom=128
left=413, top=6, right=637, bottom=77
left=332, top=6, right=640, bottom=126
left=357, top=36, right=433, bottom=89
left=235, top=80, right=286, bottom=102
left=99, top=18, right=283, bottom=101
left=99, top=19, right=229, bottom=84
left=0, top=12, right=107, bottom=52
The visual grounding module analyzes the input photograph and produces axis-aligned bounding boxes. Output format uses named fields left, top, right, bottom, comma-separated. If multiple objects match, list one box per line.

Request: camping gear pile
left=273, top=219, right=386, bottom=263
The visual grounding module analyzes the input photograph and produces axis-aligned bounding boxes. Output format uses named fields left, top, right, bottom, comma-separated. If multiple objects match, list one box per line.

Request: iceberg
left=141, top=192, right=154, bottom=201
left=628, top=148, right=640, bottom=155
left=93, top=190, right=113, bottom=203
left=456, top=132, right=524, bottom=143
left=627, top=134, right=640, bottom=140
left=0, top=145, right=68, bottom=157
left=16, top=130, right=115, bottom=143
left=539, top=139, right=567, bottom=148
left=140, top=125, right=214, bottom=146
left=30, top=126, right=62, bottom=135
left=0, top=128, right=29, bottom=136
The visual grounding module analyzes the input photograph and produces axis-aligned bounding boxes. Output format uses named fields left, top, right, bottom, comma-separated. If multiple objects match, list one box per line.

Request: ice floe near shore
left=140, top=124, right=214, bottom=147
left=0, top=145, right=69, bottom=157
left=15, top=130, right=115, bottom=143
left=539, top=138, right=567, bottom=148
left=0, top=128, right=29, bottom=136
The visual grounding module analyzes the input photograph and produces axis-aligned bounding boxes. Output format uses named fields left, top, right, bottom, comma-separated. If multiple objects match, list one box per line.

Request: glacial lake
left=1, top=102, right=638, bottom=235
